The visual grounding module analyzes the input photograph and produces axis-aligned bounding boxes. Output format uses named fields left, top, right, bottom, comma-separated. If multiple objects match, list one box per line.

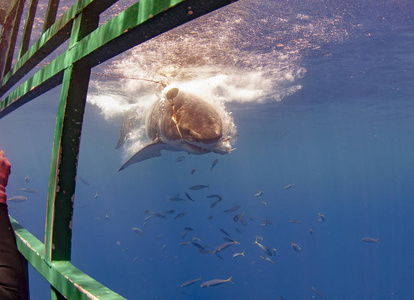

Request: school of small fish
left=13, top=160, right=380, bottom=298
left=120, top=157, right=377, bottom=298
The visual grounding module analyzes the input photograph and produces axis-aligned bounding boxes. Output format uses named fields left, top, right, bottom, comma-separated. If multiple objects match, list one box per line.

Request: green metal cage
left=0, top=0, right=235, bottom=298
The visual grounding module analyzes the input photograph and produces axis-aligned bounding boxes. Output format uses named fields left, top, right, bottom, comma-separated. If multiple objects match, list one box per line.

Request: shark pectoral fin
left=118, top=140, right=175, bottom=171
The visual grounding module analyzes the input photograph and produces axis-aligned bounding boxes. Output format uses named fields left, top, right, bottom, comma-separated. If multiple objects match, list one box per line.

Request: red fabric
left=0, top=150, right=11, bottom=204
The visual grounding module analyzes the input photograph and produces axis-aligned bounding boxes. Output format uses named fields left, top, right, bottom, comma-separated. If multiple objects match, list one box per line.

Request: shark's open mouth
left=183, top=141, right=210, bottom=154
left=183, top=137, right=233, bottom=155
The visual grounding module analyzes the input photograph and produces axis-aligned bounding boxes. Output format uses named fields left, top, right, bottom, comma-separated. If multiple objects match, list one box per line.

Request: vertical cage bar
left=1, top=0, right=25, bottom=77
left=44, top=63, right=89, bottom=262
left=18, top=0, right=39, bottom=59
left=42, top=0, right=60, bottom=33
left=44, top=5, right=98, bottom=263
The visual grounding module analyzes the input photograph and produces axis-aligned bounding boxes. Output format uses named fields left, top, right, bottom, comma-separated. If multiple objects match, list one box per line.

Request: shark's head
left=119, top=88, right=236, bottom=171
left=171, top=91, right=233, bottom=155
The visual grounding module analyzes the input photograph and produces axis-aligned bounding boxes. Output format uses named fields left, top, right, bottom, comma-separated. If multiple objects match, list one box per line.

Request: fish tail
left=241, top=251, right=245, bottom=256
left=226, top=277, right=234, bottom=284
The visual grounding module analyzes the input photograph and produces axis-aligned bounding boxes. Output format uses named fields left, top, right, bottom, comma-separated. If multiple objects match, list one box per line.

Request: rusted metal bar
left=45, top=7, right=97, bottom=264
left=2, top=0, right=26, bottom=76
left=42, top=0, right=60, bottom=33
left=18, top=0, right=39, bottom=59
left=0, top=0, right=25, bottom=78
left=0, top=0, right=118, bottom=98
left=44, top=9, right=98, bottom=298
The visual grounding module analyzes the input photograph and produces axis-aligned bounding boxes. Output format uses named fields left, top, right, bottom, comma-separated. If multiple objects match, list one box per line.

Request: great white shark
left=118, top=87, right=235, bottom=171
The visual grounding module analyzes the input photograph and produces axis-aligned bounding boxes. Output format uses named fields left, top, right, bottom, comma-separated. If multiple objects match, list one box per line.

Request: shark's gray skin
left=118, top=88, right=233, bottom=171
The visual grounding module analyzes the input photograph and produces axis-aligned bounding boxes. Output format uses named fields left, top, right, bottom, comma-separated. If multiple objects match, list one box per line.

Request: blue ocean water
left=1, top=0, right=414, bottom=299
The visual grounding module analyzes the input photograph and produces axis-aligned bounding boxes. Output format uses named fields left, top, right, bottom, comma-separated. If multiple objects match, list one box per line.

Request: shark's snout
left=188, top=124, right=222, bottom=144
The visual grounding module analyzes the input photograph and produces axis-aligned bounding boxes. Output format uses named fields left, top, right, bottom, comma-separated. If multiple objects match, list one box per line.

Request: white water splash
left=87, top=0, right=351, bottom=160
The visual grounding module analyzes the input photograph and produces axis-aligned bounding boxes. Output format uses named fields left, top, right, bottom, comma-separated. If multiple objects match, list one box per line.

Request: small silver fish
left=254, top=239, right=272, bottom=256
left=288, top=219, right=300, bottom=224
left=151, top=212, right=166, bottom=219
left=232, top=251, right=245, bottom=258
left=212, top=240, right=239, bottom=254
left=291, top=241, right=302, bottom=252
left=210, top=199, right=222, bottom=208
left=78, top=176, right=90, bottom=185
left=318, top=213, right=326, bottom=222
left=284, top=183, right=296, bottom=189
left=198, top=249, right=211, bottom=254
left=17, top=187, right=38, bottom=193
left=175, top=156, right=185, bottom=162
left=181, top=230, right=189, bottom=239
left=224, top=205, right=241, bottom=213
left=210, top=159, right=218, bottom=170
left=169, top=193, right=185, bottom=201
left=132, top=227, right=145, bottom=235
left=254, top=190, right=263, bottom=197
left=24, top=175, right=30, bottom=183
left=260, top=255, right=276, bottom=265
left=181, top=276, right=201, bottom=287
left=361, top=237, right=379, bottom=243
left=7, top=196, right=28, bottom=202
left=200, top=277, right=234, bottom=287
left=174, top=212, right=188, bottom=219
left=207, top=194, right=222, bottom=201
left=184, top=192, right=194, bottom=201
left=311, top=286, right=327, bottom=299
left=189, top=184, right=209, bottom=190
left=260, top=218, right=273, bottom=227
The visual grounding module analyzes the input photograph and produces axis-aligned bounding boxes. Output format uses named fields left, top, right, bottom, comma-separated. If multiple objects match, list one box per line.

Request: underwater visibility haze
left=1, top=0, right=414, bottom=299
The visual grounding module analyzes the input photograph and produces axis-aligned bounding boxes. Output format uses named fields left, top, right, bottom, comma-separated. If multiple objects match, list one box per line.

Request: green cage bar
left=0, top=0, right=237, bottom=298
